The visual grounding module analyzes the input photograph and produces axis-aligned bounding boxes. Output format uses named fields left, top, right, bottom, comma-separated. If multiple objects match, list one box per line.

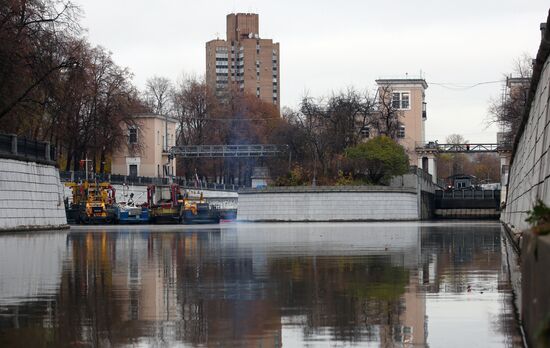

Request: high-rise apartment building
left=206, top=13, right=280, bottom=106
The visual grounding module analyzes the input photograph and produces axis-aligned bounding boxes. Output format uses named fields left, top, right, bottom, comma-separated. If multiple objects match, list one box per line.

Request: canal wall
left=0, top=158, right=67, bottom=231
left=502, top=20, right=550, bottom=233
left=501, top=16, right=550, bottom=348
left=237, top=186, right=419, bottom=222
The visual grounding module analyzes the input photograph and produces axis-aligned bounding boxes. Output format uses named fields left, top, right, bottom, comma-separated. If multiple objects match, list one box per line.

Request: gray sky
left=75, top=0, right=549, bottom=143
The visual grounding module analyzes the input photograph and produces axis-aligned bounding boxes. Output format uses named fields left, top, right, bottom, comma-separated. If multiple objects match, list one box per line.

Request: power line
left=428, top=80, right=504, bottom=90
left=178, top=116, right=281, bottom=122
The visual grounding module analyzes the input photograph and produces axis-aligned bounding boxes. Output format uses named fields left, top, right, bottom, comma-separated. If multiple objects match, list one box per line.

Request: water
left=0, top=222, right=523, bottom=347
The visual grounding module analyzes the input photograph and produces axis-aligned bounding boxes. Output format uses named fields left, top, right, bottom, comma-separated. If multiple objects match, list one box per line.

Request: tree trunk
left=100, top=150, right=106, bottom=173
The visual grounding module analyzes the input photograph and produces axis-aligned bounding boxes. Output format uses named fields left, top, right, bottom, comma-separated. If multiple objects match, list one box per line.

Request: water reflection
left=0, top=222, right=523, bottom=347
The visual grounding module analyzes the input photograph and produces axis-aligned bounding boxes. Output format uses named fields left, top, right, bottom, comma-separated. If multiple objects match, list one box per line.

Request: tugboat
left=147, top=184, right=184, bottom=223
left=64, top=181, right=116, bottom=224
left=146, top=184, right=220, bottom=224
left=181, top=191, right=220, bottom=224
left=113, top=193, right=149, bottom=224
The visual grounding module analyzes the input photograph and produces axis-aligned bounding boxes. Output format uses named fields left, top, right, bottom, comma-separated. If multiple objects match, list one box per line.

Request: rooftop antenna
left=405, top=72, right=409, bottom=79
left=215, top=32, right=220, bottom=40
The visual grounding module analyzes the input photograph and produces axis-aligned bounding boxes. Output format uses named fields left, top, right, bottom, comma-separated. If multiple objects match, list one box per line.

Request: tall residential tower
left=206, top=13, right=280, bottom=106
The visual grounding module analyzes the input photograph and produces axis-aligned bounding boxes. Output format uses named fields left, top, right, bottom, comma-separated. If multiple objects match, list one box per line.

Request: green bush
left=345, top=136, right=409, bottom=185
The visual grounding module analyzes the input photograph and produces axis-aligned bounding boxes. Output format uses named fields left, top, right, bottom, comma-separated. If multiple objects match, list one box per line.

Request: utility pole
left=82, top=157, right=92, bottom=181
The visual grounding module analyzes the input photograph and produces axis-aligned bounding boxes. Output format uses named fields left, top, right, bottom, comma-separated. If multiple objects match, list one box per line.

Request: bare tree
left=172, top=76, right=218, bottom=145
left=373, top=85, right=404, bottom=139
left=144, top=76, right=173, bottom=115
left=488, top=54, right=532, bottom=144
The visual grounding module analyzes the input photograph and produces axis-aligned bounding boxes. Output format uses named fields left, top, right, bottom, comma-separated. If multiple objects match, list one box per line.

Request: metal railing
left=435, top=189, right=501, bottom=200
left=0, top=133, right=56, bottom=164
left=59, top=171, right=244, bottom=192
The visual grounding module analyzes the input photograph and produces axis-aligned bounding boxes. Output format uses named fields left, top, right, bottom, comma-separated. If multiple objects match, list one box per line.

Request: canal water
left=0, top=222, right=523, bottom=347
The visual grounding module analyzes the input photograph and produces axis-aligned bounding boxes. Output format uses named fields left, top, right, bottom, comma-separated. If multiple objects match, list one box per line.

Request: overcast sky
left=75, top=0, right=549, bottom=143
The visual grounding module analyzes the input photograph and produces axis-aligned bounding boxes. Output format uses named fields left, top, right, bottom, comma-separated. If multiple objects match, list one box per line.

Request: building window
left=392, top=92, right=410, bottom=109
left=129, top=127, right=137, bottom=144
left=397, top=125, right=405, bottom=138
left=361, top=126, right=370, bottom=138
left=256, top=87, right=260, bottom=97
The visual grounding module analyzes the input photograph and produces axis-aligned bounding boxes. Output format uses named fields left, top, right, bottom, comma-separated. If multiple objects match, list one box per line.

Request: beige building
left=111, top=114, right=177, bottom=178
left=206, top=13, right=280, bottom=106
left=371, top=78, right=432, bottom=178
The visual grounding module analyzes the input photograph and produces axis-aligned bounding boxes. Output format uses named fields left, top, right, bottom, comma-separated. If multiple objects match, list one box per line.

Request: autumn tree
left=51, top=43, right=143, bottom=171
left=297, top=89, right=376, bottom=180
left=0, top=0, right=81, bottom=125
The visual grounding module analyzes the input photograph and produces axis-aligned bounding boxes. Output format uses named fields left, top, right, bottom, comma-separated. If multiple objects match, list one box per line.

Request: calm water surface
left=0, top=222, right=523, bottom=347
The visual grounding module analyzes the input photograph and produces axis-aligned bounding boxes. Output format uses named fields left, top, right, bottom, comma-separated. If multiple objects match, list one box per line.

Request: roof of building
left=506, top=76, right=530, bottom=87
left=133, top=113, right=178, bottom=124
left=375, top=78, right=428, bottom=89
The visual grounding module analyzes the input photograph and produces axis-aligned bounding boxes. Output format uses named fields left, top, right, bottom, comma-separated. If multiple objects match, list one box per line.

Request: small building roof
left=375, top=78, right=428, bottom=89
left=132, top=113, right=178, bottom=124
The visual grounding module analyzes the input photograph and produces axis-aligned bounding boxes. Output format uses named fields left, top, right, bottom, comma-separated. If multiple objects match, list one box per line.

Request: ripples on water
left=0, top=222, right=523, bottom=347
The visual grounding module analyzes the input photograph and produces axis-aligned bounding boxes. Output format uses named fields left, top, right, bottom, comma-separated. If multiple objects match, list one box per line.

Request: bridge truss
left=416, top=142, right=512, bottom=154
left=169, top=144, right=289, bottom=158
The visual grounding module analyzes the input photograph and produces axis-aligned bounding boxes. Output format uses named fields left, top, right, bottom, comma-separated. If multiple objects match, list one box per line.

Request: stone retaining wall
left=237, top=186, right=418, bottom=222
left=0, top=158, right=67, bottom=231
left=502, top=20, right=550, bottom=232
left=501, top=15, right=550, bottom=347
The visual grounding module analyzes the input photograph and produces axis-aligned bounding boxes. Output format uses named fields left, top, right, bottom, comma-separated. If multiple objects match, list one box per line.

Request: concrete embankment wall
left=502, top=16, right=550, bottom=348
left=0, top=158, right=67, bottom=231
left=237, top=186, right=418, bottom=222
left=502, top=24, right=550, bottom=232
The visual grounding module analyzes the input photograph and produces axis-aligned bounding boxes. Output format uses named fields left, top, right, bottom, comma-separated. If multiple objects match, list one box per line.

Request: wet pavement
left=0, top=222, right=523, bottom=347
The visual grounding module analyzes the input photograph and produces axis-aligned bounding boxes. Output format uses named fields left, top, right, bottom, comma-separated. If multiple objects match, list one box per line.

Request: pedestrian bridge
left=414, top=142, right=512, bottom=187
left=416, top=142, right=512, bottom=154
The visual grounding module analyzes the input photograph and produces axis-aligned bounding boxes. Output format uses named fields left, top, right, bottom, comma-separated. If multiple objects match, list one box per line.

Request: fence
left=435, top=189, right=500, bottom=200
left=59, top=171, right=244, bottom=192
left=434, top=189, right=501, bottom=210
left=0, top=133, right=56, bottom=165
